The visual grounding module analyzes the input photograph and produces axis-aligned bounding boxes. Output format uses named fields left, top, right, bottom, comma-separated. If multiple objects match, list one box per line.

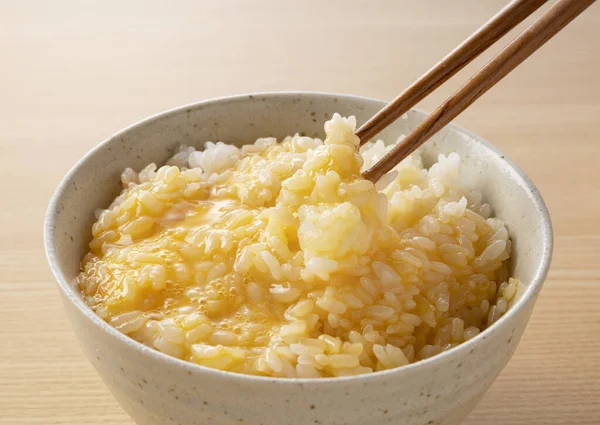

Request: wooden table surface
left=1, top=1, right=599, bottom=424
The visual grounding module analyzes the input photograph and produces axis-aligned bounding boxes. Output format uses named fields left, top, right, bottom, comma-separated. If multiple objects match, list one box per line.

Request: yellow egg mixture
left=78, top=115, right=518, bottom=377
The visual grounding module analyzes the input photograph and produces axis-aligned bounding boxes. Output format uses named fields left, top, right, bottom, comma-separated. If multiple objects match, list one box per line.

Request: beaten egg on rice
left=78, top=114, right=520, bottom=378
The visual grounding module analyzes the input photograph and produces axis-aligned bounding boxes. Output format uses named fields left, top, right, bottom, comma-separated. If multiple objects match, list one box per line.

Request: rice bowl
left=45, top=92, right=552, bottom=425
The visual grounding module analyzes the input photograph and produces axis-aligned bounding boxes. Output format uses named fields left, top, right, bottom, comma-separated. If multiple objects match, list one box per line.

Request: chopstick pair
left=360, top=0, right=596, bottom=182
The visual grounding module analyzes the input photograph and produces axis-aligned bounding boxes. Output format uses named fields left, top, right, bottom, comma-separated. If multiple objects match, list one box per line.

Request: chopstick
left=356, top=0, right=548, bottom=146
left=363, top=0, right=595, bottom=183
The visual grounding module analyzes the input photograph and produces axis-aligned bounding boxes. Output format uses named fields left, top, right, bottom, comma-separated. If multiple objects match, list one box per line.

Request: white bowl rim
left=44, top=91, right=553, bottom=386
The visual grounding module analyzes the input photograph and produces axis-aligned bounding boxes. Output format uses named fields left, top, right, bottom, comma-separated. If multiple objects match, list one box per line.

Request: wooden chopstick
left=356, top=0, right=548, bottom=146
left=363, top=0, right=596, bottom=183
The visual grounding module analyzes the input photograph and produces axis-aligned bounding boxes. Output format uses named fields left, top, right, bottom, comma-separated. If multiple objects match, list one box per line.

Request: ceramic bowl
left=44, top=92, right=552, bottom=425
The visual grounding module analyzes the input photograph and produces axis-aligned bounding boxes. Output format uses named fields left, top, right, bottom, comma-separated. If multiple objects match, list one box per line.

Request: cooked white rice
left=78, top=113, right=520, bottom=378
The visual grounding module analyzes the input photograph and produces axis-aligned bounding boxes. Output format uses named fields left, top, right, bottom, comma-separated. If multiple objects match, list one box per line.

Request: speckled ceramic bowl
left=44, top=92, right=552, bottom=425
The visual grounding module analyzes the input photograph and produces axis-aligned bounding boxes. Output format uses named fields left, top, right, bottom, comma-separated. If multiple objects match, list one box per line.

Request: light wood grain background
left=1, top=1, right=599, bottom=424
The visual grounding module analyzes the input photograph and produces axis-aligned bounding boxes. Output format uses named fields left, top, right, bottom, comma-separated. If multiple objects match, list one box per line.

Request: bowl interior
left=46, top=91, right=552, bottom=338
